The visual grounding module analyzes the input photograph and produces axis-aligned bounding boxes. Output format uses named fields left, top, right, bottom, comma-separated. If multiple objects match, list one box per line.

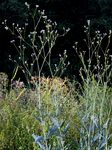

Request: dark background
left=0, top=0, right=112, bottom=80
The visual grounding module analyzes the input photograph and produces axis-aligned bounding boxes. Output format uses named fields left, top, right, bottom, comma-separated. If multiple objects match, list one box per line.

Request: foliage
left=0, top=2, right=112, bottom=150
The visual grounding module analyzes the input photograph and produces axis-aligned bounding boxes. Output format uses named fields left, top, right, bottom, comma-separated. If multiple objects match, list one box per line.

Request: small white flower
left=68, top=61, right=70, bottom=65
left=4, top=20, right=7, bottom=23
left=103, top=33, right=107, bottom=36
left=109, top=30, right=112, bottom=34
left=16, top=24, right=19, bottom=27
left=36, top=5, right=39, bottom=8
left=54, top=22, right=57, bottom=26
left=97, top=30, right=100, bottom=33
left=42, top=15, right=47, bottom=19
left=22, top=45, right=26, bottom=49
left=63, top=27, right=65, bottom=31
left=47, top=19, right=52, bottom=23
left=9, top=55, right=12, bottom=60
left=64, top=49, right=67, bottom=54
left=14, top=60, right=16, bottom=63
left=28, top=34, right=31, bottom=38
left=66, top=28, right=70, bottom=32
left=59, top=54, right=61, bottom=57
left=38, top=10, right=41, bottom=13
left=18, top=36, right=22, bottom=39
left=96, top=41, right=100, bottom=44
left=75, top=41, right=78, bottom=45
left=46, top=24, right=51, bottom=29
left=10, top=40, right=15, bottom=43
left=18, top=27, right=21, bottom=30
left=41, top=10, right=45, bottom=15
left=55, top=30, right=57, bottom=33
left=25, top=23, right=28, bottom=26
left=25, top=2, right=30, bottom=9
left=87, top=20, right=90, bottom=26
left=5, top=26, right=8, bottom=30
left=54, top=64, right=57, bottom=67
left=25, top=2, right=28, bottom=5
left=40, top=29, right=45, bottom=33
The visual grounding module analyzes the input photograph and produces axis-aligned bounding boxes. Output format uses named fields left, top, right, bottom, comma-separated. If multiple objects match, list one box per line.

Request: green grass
left=0, top=78, right=80, bottom=150
left=0, top=73, right=112, bottom=149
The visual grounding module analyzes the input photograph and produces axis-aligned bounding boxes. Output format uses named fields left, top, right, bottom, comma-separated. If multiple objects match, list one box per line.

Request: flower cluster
left=12, top=80, right=25, bottom=89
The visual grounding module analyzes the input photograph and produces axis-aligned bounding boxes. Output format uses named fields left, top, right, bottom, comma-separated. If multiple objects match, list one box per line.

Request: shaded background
left=0, top=0, right=112, bottom=80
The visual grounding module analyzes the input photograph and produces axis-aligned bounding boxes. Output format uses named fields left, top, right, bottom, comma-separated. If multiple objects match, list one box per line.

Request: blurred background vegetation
left=0, top=0, right=112, bottom=80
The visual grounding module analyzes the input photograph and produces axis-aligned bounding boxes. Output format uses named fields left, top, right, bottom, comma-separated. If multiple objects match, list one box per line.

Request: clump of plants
left=0, top=3, right=112, bottom=150
left=0, top=3, right=78, bottom=150
left=72, top=20, right=112, bottom=149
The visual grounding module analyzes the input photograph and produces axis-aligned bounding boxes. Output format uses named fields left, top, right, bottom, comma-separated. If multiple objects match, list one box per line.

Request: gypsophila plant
left=72, top=19, right=112, bottom=150
left=3, top=2, right=70, bottom=82
left=73, top=20, right=112, bottom=85
left=3, top=2, right=70, bottom=111
left=3, top=3, right=72, bottom=149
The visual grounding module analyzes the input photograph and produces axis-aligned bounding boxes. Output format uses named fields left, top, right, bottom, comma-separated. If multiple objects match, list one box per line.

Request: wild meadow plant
left=0, top=2, right=77, bottom=150
left=73, top=20, right=112, bottom=149
left=0, top=3, right=112, bottom=150
left=3, top=1, right=70, bottom=109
